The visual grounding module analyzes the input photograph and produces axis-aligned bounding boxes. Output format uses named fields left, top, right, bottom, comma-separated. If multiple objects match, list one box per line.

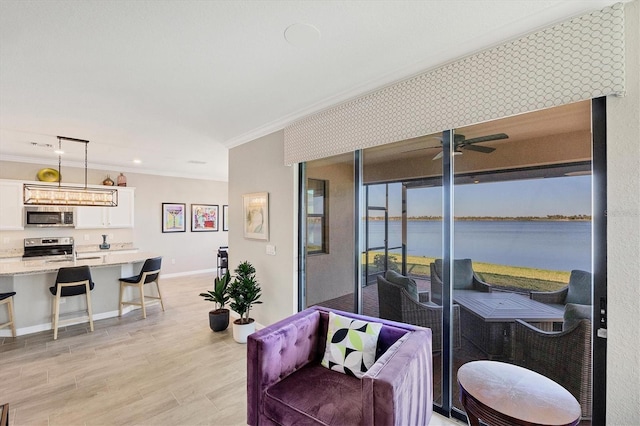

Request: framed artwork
left=223, top=205, right=229, bottom=231
left=191, top=204, right=219, bottom=232
left=243, top=192, right=269, bottom=240
left=162, top=203, right=186, bottom=233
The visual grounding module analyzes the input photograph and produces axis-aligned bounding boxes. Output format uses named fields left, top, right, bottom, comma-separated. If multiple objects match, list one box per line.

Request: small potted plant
left=228, top=260, right=262, bottom=343
left=199, top=271, right=231, bottom=332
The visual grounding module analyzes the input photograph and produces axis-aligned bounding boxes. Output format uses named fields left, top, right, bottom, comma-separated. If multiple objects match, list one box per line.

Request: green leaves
left=228, top=260, right=262, bottom=324
left=199, top=271, right=231, bottom=310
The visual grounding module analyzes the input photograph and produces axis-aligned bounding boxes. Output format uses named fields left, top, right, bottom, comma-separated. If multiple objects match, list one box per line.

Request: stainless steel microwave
left=24, top=206, right=76, bottom=227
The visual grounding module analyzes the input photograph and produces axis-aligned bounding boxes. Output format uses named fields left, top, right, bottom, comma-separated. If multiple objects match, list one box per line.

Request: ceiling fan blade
left=463, top=144, right=496, bottom=154
left=432, top=151, right=444, bottom=160
left=462, top=133, right=509, bottom=145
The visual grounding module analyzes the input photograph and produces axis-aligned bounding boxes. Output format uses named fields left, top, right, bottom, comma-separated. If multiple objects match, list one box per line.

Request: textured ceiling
left=0, top=0, right=625, bottom=181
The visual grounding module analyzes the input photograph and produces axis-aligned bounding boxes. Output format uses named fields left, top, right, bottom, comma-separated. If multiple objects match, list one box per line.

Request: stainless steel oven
left=24, top=206, right=76, bottom=227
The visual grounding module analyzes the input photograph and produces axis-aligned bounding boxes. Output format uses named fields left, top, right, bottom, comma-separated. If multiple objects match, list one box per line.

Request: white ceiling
left=0, top=0, right=624, bottom=182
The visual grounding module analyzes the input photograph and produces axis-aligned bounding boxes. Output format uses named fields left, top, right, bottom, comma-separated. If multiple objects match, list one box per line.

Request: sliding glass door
left=300, top=99, right=603, bottom=423
left=450, top=101, right=594, bottom=422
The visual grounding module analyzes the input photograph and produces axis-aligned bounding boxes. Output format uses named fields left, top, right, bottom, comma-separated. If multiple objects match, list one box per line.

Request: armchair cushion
left=385, top=270, right=419, bottom=301
left=321, top=311, right=382, bottom=378
left=563, top=303, right=591, bottom=331
left=264, top=363, right=362, bottom=425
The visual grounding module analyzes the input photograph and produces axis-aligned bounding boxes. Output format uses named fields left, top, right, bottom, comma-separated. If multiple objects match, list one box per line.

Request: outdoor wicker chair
left=430, top=258, right=492, bottom=305
left=377, top=274, right=461, bottom=351
left=529, top=269, right=592, bottom=308
left=513, top=317, right=592, bottom=419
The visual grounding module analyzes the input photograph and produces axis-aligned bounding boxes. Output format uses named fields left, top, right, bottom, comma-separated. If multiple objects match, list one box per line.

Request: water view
left=367, top=220, right=591, bottom=272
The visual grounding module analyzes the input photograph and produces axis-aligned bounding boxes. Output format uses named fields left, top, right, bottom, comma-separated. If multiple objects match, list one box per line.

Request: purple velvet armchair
left=247, top=306, right=433, bottom=426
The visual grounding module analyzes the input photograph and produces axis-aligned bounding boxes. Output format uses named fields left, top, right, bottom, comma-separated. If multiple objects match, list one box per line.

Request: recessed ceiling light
left=187, top=160, right=207, bottom=165
left=284, top=23, right=321, bottom=48
left=133, top=159, right=142, bottom=164
left=54, top=149, right=64, bottom=155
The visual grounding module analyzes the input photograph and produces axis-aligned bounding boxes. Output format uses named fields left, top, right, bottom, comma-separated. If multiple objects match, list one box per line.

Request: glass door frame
left=298, top=98, right=607, bottom=422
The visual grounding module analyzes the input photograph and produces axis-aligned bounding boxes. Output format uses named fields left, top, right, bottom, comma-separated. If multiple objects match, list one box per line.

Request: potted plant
left=199, top=271, right=231, bottom=332
left=228, top=260, right=262, bottom=343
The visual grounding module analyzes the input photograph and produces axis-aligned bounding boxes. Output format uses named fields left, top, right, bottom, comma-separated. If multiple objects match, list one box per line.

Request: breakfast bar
left=0, top=251, right=160, bottom=336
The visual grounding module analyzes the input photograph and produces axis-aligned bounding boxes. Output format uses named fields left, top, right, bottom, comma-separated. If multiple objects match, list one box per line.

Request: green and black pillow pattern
left=321, top=311, right=382, bottom=379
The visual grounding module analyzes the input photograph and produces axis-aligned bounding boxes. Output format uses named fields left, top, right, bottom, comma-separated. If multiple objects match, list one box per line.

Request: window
left=307, top=178, right=328, bottom=254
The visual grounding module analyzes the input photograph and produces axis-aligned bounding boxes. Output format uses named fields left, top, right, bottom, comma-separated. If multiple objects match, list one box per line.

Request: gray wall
left=228, top=130, right=297, bottom=326
left=306, top=158, right=355, bottom=306
left=227, top=2, right=640, bottom=421
left=0, top=160, right=228, bottom=276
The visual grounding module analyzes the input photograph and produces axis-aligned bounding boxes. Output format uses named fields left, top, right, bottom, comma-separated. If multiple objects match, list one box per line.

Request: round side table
left=458, top=360, right=581, bottom=426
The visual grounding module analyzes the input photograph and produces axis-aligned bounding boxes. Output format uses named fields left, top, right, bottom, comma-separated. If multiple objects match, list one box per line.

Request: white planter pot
left=232, top=319, right=255, bottom=343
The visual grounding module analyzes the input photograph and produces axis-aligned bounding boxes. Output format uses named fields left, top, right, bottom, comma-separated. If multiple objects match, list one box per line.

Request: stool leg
left=8, top=296, right=16, bottom=337
left=139, top=283, right=146, bottom=319
left=118, top=281, right=124, bottom=318
left=85, top=282, right=94, bottom=333
left=53, top=292, right=61, bottom=340
left=155, top=281, right=165, bottom=312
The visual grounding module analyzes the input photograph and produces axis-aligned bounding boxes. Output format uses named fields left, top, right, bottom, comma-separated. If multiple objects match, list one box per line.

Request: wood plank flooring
left=0, top=273, right=463, bottom=426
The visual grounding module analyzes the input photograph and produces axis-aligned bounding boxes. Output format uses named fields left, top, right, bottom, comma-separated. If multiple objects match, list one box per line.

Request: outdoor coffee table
left=453, top=290, right=564, bottom=359
left=458, top=360, right=581, bottom=426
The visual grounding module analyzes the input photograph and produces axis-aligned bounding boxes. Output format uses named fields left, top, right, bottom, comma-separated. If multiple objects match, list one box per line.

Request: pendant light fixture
left=23, top=136, right=118, bottom=206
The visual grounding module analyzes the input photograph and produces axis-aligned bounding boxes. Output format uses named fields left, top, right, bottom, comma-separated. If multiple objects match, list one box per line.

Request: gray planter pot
left=209, top=309, right=230, bottom=332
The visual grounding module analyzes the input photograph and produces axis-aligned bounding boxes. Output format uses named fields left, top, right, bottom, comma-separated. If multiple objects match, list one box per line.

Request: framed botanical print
left=243, top=192, right=268, bottom=240
left=162, top=203, right=186, bottom=233
left=191, top=204, right=218, bottom=232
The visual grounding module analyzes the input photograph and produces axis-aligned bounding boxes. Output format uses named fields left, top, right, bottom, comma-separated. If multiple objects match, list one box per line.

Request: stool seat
left=49, top=281, right=95, bottom=297
left=0, top=292, right=16, bottom=301
left=51, top=266, right=95, bottom=340
left=0, top=292, right=17, bottom=338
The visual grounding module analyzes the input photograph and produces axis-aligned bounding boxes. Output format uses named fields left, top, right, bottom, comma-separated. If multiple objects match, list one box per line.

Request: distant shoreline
left=370, top=215, right=592, bottom=222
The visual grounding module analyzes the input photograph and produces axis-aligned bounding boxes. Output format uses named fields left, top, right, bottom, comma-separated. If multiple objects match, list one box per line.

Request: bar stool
left=50, top=265, right=95, bottom=340
left=119, top=257, right=163, bottom=319
left=0, top=292, right=16, bottom=338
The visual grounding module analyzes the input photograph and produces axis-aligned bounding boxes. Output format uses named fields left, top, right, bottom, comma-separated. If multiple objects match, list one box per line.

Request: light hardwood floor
left=0, top=273, right=463, bottom=426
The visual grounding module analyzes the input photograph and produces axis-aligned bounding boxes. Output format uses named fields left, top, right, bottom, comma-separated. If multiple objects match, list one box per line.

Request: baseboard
left=0, top=305, right=141, bottom=337
left=161, top=268, right=216, bottom=279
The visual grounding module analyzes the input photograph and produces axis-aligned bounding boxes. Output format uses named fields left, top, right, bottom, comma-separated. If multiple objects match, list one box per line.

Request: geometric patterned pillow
left=321, top=311, right=382, bottom=379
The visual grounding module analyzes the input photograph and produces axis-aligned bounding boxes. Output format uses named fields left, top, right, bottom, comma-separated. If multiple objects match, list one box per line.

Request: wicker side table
left=458, top=361, right=581, bottom=426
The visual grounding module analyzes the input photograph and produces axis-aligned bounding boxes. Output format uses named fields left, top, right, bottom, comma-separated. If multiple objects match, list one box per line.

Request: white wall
left=0, top=160, right=228, bottom=275
left=605, top=0, right=640, bottom=421
left=227, top=2, right=640, bottom=421
left=228, top=130, right=297, bottom=326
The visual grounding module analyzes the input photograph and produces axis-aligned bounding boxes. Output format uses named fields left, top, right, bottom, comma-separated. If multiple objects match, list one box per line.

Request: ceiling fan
left=431, top=133, right=509, bottom=160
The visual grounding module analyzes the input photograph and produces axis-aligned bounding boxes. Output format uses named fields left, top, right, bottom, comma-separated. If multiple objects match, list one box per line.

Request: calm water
left=367, top=220, right=591, bottom=272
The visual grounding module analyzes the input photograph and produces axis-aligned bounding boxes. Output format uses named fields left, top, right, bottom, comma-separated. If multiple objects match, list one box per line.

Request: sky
left=368, top=175, right=592, bottom=217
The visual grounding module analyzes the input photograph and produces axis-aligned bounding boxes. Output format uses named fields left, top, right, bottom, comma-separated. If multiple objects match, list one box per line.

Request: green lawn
left=367, top=253, right=570, bottom=292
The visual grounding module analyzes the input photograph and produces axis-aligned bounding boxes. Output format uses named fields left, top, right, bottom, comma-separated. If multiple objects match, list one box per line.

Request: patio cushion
left=385, top=270, right=419, bottom=301
left=565, top=270, right=592, bottom=305
left=563, top=303, right=591, bottom=331
left=434, top=259, right=475, bottom=289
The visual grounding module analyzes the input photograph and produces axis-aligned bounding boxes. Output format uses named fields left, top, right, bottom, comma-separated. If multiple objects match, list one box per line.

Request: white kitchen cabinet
left=0, top=180, right=24, bottom=230
left=76, top=187, right=135, bottom=229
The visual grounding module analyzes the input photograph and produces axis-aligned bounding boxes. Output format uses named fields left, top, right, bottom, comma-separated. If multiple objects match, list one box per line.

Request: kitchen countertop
left=0, top=242, right=137, bottom=259
left=0, top=251, right=159, bottom=276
